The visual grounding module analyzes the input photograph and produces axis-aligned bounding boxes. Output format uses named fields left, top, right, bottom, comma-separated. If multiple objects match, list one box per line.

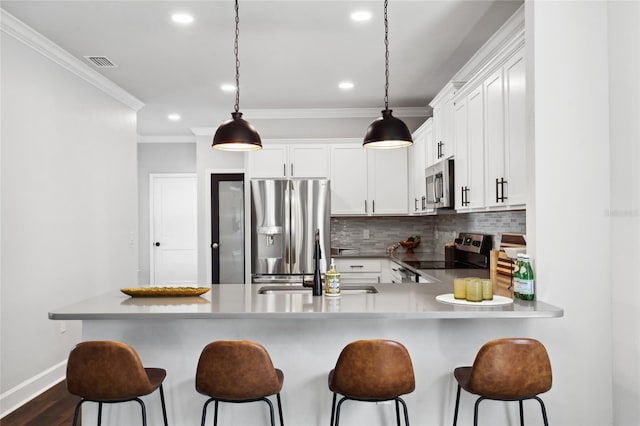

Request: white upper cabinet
left=330, top=144, right=368, bottom=215
left=409, top=119, right=433, bottom=214
left=330, top=143, right=408, bottom=216
left=248, top=142, right=330, bottom=178
left=429, top=82, right=463, bottom=166
left=368, top=148, right=409, bottom=215
left=484, top=46, right=526, bottom=209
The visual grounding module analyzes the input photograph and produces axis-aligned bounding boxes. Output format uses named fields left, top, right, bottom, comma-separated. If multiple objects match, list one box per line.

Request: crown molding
left=452, top=4, right=525, bottom=83
left=137, top=135, right=197, bottom=144
left=0, top=9, right=144, bottom=111
left=219, top=106, right=429, bottom=120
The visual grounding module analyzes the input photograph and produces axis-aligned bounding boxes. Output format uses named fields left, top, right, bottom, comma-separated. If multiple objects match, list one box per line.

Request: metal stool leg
left=97, top=401, right=103, bottom=426
left=276, top=393, right=284, bottom=426
left=453, top=384, right=462, bottom=426
left=72, top=399, right=85, bottom=426
left=159, top=384, right=169, bottom=426
left=335, top=396, right=348, bottom=426
left=330, top=393, right=337, bottom=426
left=473, top=396, right=486, bottom=426
left=397, top=397, right=410, bottom=426
left=201, top=398, right=214, bottom=426
left=261, top=397, right=276, bottom=426
left=134, top=397, right=147, bottom=426
left=519, top=400, right=524, bottom=426
left=395, top=399, right=401, bottom=426
left=213, top=400, right=219, bottom=426
left=534, top=396, right=549, bottom=426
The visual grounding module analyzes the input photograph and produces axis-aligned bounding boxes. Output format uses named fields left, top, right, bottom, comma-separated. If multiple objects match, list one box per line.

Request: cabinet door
left=453, top=97, right=469, bottom=210
left=432, top=103, right=444, bottom=164
left=289, top=144, right=329, bottom=178
left=467, top=86, right=485, bottom=209
left=330, top=144, right=368, bottom=215
left=248, top=145, right=287, bottom=178
left=421, top=122, right=433, bottom=211
left=504, top=51, right=527, bottom=207
left=410, top=122, right=428, bottom=213
left=368, top=148, right=408, bottom=215
left=484, top=69, right=506, bottom=208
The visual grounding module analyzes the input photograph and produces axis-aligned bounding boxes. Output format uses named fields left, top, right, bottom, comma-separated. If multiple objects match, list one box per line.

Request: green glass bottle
left=519, top=254, right=535, bottom=301
left=513, top=254, right=523, bottom=299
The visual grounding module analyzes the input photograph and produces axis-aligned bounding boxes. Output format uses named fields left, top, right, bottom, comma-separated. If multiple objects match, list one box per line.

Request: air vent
left=84, top=56, right=118, bottom=68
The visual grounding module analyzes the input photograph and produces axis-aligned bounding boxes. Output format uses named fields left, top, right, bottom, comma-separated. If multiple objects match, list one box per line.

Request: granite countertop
left=49, top=282, right=563, bottom=320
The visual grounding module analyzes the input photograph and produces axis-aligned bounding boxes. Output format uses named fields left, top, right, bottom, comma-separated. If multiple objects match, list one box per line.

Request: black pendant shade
left=363, top=109, right=413, bottom=149
left=212, top=112, right=262, bottom=151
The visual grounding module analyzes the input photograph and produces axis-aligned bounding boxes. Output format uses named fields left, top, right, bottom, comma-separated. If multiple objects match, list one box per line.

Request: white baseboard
left=0, top=360, right=67, bottom=418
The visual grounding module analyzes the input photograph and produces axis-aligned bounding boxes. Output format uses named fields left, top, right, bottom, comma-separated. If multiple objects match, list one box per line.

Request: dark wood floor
left=0, top=380, right=80, bottom=426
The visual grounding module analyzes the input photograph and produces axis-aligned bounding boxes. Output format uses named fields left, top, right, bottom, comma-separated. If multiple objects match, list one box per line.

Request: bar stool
left=452, top=338, right=552, bottom=426
left=66, top=340, right=168, bottom=426
left=195, top=340, right=284, bottom=426
left=328, top=339, right=415, bottom=426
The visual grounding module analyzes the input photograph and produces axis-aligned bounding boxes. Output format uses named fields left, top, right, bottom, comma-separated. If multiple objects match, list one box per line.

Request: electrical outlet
left=363, top=229, right=370, bottom=239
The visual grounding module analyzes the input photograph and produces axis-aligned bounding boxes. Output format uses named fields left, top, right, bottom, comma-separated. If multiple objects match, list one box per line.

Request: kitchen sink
left=257, top=285, right=378, bottom=294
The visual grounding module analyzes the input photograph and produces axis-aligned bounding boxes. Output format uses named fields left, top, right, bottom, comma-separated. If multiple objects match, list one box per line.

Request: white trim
left=148, top=173, right=198, bottom=286
left=0, top=9, right=144, bottom=111
left=0, top=360, right=66, bottom=418
left=137, top=135, right=197, bottom=144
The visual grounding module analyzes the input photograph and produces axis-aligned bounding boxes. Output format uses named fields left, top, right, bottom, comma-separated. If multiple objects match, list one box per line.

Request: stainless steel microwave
left=425, top=159, right=454, bottom=209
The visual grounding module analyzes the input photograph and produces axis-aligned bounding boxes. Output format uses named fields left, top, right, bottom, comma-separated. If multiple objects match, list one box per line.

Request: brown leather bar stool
left=195, top=340, right=284, bottom=426
left=452, top=338, right=552, bottom=426
left=328, top=339, right=415, bottom=426
left=66, top=340, right=168, bottom=426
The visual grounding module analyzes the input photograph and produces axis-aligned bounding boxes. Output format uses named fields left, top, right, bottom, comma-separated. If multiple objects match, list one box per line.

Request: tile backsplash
left=331, top=210, right=526, bottom=253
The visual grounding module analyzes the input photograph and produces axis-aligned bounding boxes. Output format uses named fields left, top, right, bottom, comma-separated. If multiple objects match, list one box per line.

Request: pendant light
left=363, top=0, right=413, bottom=149
left=212, top=0, right=262, bottom=151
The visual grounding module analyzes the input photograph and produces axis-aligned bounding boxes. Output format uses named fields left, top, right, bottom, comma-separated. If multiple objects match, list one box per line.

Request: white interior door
left=150, top=174, right=197, bottom=286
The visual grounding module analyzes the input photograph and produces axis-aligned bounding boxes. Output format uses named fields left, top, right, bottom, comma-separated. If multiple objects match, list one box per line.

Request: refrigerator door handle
left=288, top=179, right=295, bottom=269
left=284, top=179, right=292, bottom=271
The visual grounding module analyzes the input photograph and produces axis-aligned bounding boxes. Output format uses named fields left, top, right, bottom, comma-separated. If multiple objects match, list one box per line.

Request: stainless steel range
left=402, top=232, right=492, bottom=270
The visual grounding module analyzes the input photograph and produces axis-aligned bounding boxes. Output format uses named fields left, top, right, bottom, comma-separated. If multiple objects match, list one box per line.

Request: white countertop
left=49, top=282, right=563, bottom=320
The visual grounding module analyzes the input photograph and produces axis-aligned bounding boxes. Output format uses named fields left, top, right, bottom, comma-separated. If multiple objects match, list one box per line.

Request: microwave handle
left=434, top=174, right=443, bottom=202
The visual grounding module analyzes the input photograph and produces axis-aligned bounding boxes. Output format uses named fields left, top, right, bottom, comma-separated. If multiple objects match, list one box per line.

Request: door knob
left=212, top=242, right=219, bottom=249
left=154, top=242, right=160, bottom=247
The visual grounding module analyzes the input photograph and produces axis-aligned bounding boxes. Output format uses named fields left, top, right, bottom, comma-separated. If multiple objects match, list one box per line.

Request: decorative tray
left=120, top=287, right=210, bottom=297
left=435, top=293, right=513, bottom=306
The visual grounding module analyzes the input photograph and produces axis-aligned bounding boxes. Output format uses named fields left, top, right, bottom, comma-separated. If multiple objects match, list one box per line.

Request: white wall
left=0, top=31, right=138, bottom=413
left=195, top=136, right=246, bottom=284
left=609, top=1, right=640, bottom=424
left=527, top=1, right=613, bottom=424
left=137, top=143, right=196, bottom=285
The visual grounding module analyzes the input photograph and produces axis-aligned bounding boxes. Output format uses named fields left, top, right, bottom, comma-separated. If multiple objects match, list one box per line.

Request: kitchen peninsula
left=50, top=283, right=562, bottom=425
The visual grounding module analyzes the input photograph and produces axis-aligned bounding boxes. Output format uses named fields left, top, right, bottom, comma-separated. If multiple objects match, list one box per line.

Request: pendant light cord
left=384, top=0, right=390, bottom=111
left=234, top=0, right=240, bottom=113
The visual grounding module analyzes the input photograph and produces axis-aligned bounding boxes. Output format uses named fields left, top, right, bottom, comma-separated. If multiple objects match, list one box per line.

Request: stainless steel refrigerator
left=251, top=179, right=330, bottom=282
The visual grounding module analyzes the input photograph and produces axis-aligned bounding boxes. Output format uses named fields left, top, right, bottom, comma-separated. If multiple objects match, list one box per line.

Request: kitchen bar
left=49, top=283, right=562, bottom=425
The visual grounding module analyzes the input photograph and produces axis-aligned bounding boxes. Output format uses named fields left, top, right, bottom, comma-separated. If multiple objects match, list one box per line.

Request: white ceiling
left=1, top=0, right=523, bottom=140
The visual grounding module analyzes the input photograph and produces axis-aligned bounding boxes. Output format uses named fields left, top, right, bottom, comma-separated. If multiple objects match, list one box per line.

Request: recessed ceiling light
left=350, top=11, right=372, bottom=22
left=221, top=84, right=237, bottom=92
left=168, top=114, right=181, bottom=121
left=339, top=81, right=355, bottom=90
left=171, top=13, right=194, bottom=24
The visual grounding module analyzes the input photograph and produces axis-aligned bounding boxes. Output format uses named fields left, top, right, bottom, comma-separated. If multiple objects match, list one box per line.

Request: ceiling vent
left=84, top=56, right=117, bottom=68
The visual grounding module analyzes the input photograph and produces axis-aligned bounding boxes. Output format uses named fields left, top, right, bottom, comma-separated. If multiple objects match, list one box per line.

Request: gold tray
left=120, top=287, right=210, bottom=297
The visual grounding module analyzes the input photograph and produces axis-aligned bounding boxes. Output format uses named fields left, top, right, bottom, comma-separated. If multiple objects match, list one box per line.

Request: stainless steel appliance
left=425, top=159, right=454, bottom=210
left=250, top=179, right=330, bottom=282
left=402, top=232, right=492, bottom=271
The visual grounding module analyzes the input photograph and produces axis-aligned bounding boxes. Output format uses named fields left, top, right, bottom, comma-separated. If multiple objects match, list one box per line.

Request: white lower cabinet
left=334, top=258, right=381, bottom=284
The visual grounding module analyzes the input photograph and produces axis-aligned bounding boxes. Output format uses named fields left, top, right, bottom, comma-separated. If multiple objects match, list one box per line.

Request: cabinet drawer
left=334, top=258, right=381, bottom=273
